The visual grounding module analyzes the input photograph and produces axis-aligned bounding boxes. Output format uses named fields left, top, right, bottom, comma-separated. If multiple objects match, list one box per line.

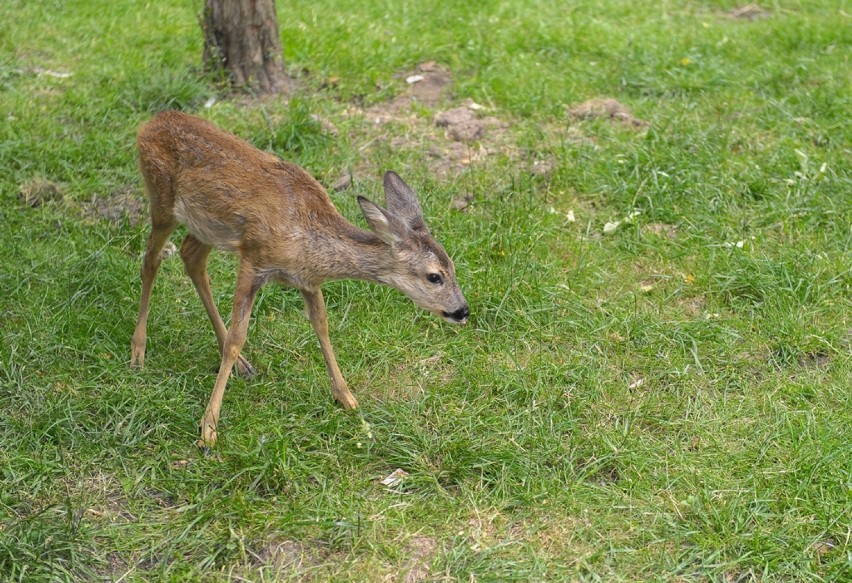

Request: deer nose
left=445, top=305, right=470, bottom=323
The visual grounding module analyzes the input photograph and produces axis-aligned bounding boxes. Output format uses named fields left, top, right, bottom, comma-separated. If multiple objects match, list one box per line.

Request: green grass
left=1, top=0, right=850, bottom=580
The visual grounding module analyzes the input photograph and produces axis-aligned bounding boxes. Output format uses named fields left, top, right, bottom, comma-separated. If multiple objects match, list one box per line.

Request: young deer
left=130, top=111, right=468, bottom=446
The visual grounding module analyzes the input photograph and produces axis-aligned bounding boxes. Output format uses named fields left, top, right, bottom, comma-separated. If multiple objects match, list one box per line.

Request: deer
left=130, top=111, right=469, bottom=447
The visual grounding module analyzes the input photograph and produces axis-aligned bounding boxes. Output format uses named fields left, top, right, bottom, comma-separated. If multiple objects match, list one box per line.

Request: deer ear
left=358, top=196, right=403, bottom=246
left=383, top=171, right=428, bottom=231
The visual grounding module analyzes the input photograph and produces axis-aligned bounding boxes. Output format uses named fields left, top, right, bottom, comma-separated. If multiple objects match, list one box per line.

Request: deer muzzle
left=442, top=305, right=470, bottom=324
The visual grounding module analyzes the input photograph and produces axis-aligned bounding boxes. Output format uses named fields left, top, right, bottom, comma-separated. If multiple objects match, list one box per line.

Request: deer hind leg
left=131, top=220, right=177, bottom=368
left=301, top=288, right=359, bottom=410
left=179, top=234, right=255, bottom=378
left=199, top=260, right=262, bottom=447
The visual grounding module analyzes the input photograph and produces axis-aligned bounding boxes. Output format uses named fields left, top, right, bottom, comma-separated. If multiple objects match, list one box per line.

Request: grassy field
left=1, top=0, right=850, bottom=580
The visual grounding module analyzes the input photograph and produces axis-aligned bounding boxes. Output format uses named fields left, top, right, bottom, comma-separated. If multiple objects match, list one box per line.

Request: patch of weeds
left=0, top=58, right=23, bottom=91
left=0, top=503, right=103, bottom=580
left=255, top=97, right=332, bottom=157
left=117, top=67, right=214, bottom=114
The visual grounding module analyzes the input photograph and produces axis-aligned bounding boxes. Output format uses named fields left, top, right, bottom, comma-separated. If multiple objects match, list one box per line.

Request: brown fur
left=130, top=111, right=468, bottom=446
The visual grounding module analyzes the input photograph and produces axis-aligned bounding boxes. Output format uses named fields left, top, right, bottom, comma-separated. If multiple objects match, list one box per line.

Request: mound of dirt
left=435, top=106, right=486, bottom=142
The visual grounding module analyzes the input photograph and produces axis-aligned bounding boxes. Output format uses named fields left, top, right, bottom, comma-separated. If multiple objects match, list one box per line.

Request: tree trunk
left=201, top=0, right=291, bottom=95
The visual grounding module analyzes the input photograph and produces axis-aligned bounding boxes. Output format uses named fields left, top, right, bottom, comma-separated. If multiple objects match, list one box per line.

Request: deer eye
left=426, top=273, right=443, bottom=284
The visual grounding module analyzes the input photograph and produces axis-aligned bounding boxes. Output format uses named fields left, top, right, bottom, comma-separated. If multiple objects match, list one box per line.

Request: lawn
left=0, top=0, right=849, bottom=580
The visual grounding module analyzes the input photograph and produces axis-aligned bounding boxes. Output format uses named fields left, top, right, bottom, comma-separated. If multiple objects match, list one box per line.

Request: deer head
left=358, top=171, right=469, bottom=324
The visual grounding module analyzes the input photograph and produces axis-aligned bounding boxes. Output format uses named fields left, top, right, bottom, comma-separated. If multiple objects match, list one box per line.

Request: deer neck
left=305, top=220, right=396, bottom=285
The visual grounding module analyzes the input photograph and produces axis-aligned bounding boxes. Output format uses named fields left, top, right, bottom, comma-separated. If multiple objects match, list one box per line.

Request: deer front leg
left=198, top=262, right=262, bottom=448
left=301, top=288, right=359, bottom=410
left=131, top=222, right=176, bottom=368
left=179, top=234, right=255, bottom=378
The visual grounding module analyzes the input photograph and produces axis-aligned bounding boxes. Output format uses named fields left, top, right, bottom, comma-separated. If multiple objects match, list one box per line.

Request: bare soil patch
left=401, top=61, right=454, bottom=106
left=799, top=351, right=830, bottom=369
left=641, top=222, right=678, bottom=239
left=568, top=98, right=648, bottom=128
left=435, top=107, right=485, bottom=142
left=19, top=177, right=66, bottom=207
left=250, top=537, right=337, bottom=579
left=400, top=536, right=437, bottom=583
left=345, top=62, right=588, bottom=187
left=64, top=468, right=135, bottom=524
left=87, top=186, right=146, bottom=226
left=727, top=4, right=769, bottom=20
left=679, top=296, right=706, bottom=317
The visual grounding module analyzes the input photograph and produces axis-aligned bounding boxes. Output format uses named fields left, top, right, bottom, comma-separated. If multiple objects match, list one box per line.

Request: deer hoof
left=130, top=346, right=145, bottom=369
left=337, top=392, right=359, bottom=410
left=198, top=419, right=218, bottom=448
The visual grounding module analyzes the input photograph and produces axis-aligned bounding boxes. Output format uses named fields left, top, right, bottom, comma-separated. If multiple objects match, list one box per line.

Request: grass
left=1, top=0, right=850, bottom=580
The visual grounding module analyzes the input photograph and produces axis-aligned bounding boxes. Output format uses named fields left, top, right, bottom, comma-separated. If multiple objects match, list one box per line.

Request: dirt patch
left=528, top=159, right=556, bottom=178
left=435, top=107, right=486, bottom=142
left=87, top=187, right=146, bottom=226
left=641, top=222, right=677, bottom=239
left=727, top=4, right=769, bottom=20
left=360, top=63, right=492, bottom=141
left=19, top=177, right=66, bottom=207
left=435, top=104, right=505, bottom=142
left=348, top=62, right=533, bottom=181
left=799, top=351, right=830, bottom=369
left=809, top=538, right=836, bottom=561
left=403, top=61, right=454, bottom=106
left=680, top=296, right=706, bottom=317
left=450, top=195, right=472, bottom=211
left=94, top=552, right=132, bottom=581
left=568, top=98, right=647, bottom=128
left=310, top=113, right=339, bottom=137
left=251, top=538, right=330, bottom=575
left=401, top=536, right=437, bottom=583
left=723, top=570, right=757, bottom=583
left=426, top=141, right=478, bottom=179
left=366, top=62, right=453, bottom=125
left=383, top=352, right=458, bottom=400
left=63, top=469, right=135, bottom=524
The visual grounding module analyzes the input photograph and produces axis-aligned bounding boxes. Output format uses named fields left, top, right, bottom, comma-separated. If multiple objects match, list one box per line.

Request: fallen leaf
left=603, top=220, right=621, bottom=234
left=628, top=377, right=645, bottom=389
left=380, top=468, right=409, bottom=487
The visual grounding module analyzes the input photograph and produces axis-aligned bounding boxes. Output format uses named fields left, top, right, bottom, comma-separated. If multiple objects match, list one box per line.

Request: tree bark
left=201, top=0, right=291, bottom=95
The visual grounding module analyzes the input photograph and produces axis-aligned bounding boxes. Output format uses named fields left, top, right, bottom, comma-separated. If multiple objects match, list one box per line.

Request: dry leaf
left=380, top=468, right=409, bottom=486
left=628, top=378, right=645, bottom=389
